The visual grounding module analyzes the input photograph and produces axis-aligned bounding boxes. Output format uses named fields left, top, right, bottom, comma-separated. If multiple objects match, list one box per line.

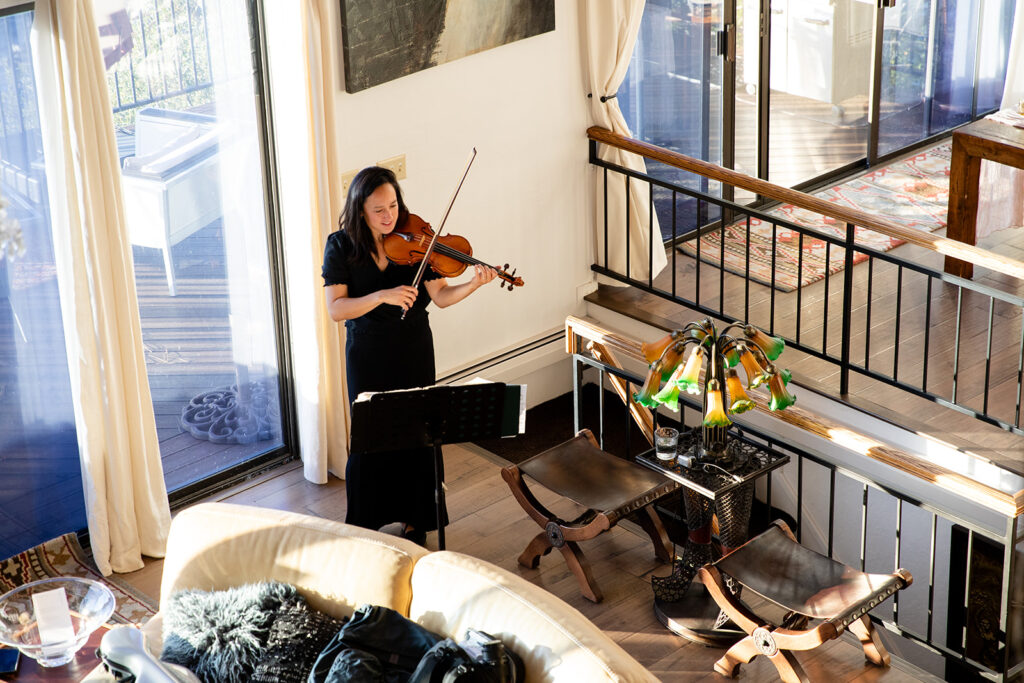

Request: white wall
left=325, top=1, right=594, bottom=377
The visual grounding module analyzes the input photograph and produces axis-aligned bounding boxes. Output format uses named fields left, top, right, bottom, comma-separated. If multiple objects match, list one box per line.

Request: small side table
left=1, top=626, right=109, bottom=682
left=636, top=429, right=789, bottom=646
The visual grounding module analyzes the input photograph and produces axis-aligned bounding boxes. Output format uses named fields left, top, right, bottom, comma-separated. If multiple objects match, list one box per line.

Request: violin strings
left=431, top=242, right=511, bottom=278
left=402, top=232, right=516, bottom=281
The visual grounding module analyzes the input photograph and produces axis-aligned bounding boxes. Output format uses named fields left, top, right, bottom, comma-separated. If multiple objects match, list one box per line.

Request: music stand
left=350, top=382, right=523, bottom=549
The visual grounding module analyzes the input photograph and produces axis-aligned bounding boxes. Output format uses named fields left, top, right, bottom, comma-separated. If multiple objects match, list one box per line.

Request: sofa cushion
left=409, top=552, right=658, bottom=683
left=159, top=503, right=430, bottom=626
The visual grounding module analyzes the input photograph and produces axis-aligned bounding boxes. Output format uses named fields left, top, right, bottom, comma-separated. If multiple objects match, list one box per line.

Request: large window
left=878, top=0, right=1014, bottom=155
left=0, top=0, right=291, bottom=559
left=0, top=5, right=85, bottom=557
left=766, top=0, right=874, bottom=186
left=619, top=0, right=727, bottom=240
left=95, top=0, right=288, bottom=495
left=621, top=0, right=1016, bottom=237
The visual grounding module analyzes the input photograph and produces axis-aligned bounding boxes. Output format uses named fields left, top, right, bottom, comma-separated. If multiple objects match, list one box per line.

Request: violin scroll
left=500, top=264, right=524, bottom=291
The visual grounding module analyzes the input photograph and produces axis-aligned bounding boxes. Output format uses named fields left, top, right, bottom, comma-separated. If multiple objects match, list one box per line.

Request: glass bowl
left=0, top=577, right=116, bottom=667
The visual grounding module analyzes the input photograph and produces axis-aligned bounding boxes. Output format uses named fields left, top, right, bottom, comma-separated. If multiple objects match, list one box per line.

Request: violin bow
left=402, top=147, right=478, bottom=320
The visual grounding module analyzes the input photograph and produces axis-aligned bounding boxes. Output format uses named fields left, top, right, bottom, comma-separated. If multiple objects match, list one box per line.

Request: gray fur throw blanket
left=161, top=581, right=344, bottom=683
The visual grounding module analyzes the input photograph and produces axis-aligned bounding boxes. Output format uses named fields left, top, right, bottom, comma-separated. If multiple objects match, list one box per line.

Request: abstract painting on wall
left=339, top=0, right=556, bottom=93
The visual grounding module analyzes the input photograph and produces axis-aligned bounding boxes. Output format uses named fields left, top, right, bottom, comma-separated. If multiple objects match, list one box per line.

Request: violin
left=383, top=212, right=525, bottom=291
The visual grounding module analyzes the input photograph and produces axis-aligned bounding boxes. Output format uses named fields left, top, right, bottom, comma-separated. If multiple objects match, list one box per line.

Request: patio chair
left=698, top=520, right=913, bottom=683
left=121, top=108, right=222, bottom=296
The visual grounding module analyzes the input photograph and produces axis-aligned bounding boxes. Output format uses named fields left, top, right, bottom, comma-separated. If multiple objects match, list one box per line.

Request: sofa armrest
left=159, top=503, right=429, bottom=623
left=409, top=552, right=658, bottom=683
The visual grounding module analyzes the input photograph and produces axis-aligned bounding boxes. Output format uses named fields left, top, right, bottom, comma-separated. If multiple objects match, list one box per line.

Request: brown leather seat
left=501, top=429, right=680, bottom=602
left=699, top=520, right=913, bottom=683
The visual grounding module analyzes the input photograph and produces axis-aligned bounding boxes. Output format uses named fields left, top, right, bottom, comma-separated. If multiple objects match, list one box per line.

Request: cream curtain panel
left=976, top=1, right=1024, bottom=239
left=31, top=0, right=170, bottom=575
left=265, top=0, right=350, bottom=483
left=583, top=0, right=667, bottom=282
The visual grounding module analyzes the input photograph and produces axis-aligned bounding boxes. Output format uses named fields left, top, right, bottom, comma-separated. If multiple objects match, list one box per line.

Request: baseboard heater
left=437, top=330, right=564, bottom=385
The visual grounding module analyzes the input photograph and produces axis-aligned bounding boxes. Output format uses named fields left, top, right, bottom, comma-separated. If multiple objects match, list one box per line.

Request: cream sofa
left=141, top=502, right=658, bottom=682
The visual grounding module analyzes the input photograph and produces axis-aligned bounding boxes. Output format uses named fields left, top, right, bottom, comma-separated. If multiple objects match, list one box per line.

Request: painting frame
left=339, top=0, right=556, bottom=93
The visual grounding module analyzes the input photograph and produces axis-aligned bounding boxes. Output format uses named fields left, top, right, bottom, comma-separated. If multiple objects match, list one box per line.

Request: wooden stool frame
left=501, top=429, right=679, bottom=602
left=698, top=520, right=913, bottom=683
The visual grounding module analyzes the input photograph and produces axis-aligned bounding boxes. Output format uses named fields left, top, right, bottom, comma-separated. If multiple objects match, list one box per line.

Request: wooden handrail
left=587, top=126, right=1024, bottom=283
left=566, top=315, right=1024, bottom=518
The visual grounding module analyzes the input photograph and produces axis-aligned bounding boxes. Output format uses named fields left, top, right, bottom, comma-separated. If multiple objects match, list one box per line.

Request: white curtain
left=265, top=0, right=350, bottom=483
left=31, top=0, right=170, bottom=575
left=582, top=0, right=667, bottom=281
left=976, top=1, right=1024, bottom=239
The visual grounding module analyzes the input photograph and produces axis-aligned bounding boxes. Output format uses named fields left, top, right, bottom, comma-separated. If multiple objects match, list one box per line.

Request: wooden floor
left=116, top=443, right=944, bottom=683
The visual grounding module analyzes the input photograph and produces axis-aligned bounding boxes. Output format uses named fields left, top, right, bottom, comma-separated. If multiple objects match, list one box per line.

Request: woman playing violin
left=322, top=166, right=496, bottom=545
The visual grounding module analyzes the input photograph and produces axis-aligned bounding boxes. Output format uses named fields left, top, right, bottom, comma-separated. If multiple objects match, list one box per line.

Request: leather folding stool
left=698, top=520, right=913, bottom=683
left=501, top=429, right=680, bottom=602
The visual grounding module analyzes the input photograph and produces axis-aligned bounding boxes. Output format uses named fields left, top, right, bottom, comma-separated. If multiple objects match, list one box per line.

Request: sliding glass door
left=878, top=0, right=1012, bottom=156
left=0, top=0, right=291, bottom=555
left=93, top=0, right=289, bottom=497
left=619, top=0, right=728, bottom=240
left=766, top=0, right=875, bottom=187
left=621, top=0, right=1016, bottom=230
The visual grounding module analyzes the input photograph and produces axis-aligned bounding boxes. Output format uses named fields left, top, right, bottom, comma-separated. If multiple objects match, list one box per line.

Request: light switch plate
left=341, top=169, right=359, bottom=195
left=378, top=154, right=406, bottom=180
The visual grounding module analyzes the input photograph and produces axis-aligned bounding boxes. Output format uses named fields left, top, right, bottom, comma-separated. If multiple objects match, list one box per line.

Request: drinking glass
left=654, top=427, right=679, bottom=463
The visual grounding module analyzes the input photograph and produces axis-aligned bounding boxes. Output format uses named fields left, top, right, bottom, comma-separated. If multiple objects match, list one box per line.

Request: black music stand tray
left=350, top=382, right=522, bottom=550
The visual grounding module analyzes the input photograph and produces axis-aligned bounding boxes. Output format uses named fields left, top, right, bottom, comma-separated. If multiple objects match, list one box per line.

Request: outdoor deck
left=131, top=220, right=280, bottom=492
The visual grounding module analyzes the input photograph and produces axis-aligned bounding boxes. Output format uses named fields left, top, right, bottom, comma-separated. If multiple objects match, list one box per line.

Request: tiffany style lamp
left=632, top=318, right=796, bottom=610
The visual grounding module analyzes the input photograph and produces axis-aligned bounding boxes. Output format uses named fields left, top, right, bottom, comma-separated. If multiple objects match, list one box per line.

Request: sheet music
left=353, top=380, right=527, bottom=437
left=461, top=377, right=527, bottom=435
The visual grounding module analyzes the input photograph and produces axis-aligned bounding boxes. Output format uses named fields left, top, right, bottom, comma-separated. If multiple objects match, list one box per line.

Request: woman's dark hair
left=337, top=165, right=408, bottom=264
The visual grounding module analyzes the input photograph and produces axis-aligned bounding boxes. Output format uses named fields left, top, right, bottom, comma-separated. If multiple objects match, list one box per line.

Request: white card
left=31, top=588, right=75, bottom=644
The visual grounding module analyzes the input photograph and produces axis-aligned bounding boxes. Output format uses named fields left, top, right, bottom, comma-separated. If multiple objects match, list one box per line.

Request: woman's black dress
left=322, top=229, right=445, bottom=533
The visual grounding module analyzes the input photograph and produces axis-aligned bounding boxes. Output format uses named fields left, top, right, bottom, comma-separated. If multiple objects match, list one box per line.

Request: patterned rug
left=679, top=141, right=951, bottom=292
left=0, top=533, right=157, bottom=626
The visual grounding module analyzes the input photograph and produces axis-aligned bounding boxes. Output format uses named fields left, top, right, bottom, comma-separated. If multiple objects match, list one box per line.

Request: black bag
left=308, top=604, right=444, bottom=683
left=409, top=630, right=524, bottom=683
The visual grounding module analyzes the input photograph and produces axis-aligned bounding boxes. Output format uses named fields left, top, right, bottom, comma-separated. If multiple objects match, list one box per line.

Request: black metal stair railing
left=588, top=136, right=1024, bottom=438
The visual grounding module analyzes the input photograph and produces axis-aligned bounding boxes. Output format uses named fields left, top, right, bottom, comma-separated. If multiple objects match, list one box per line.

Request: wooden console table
left=945, top=117, right=1024, bottom=278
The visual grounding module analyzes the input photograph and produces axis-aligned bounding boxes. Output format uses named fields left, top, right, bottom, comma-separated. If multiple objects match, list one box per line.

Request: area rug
left=0, top=533, right=157, bottom=626
left=679, top=141, right=952, bottom=292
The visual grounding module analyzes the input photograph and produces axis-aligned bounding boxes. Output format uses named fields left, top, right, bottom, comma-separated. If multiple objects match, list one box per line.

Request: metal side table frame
left=636, top=428, right=789, bottom=646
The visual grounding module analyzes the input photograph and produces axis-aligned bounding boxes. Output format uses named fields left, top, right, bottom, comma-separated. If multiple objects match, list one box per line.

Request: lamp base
left=653, top=575, right=745, bottom=647
left=680, top=428, right=751, bottom=473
